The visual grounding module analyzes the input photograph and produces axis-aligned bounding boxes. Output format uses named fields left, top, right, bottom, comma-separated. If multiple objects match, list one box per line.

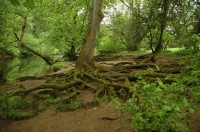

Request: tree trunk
left=155, top=0, right=168, bottom=53
left=14, top=15, right=54, bottom=65
left=133, top=35, right=145, bottom=51
left=0, top=55, right=6, bottom=84
left=70, top=43, right=77, bottom=61
left=75, top=0, right=103, bottom=69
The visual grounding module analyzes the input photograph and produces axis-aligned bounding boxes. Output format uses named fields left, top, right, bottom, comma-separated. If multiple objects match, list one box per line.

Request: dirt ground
left=0, top=53, right=200, bottom=132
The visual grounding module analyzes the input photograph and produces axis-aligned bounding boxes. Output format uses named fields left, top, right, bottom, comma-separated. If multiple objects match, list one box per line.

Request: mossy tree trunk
left=75, top=0, right=103, bottom=69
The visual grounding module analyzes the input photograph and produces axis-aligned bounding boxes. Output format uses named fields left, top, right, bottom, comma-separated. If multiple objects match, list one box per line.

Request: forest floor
left=0, top=53, right=200, bottom=132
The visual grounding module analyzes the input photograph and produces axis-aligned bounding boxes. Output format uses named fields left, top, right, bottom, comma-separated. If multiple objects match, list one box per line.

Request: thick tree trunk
left=133, top=35, right=145, bottom=51
left=14, top=16, right=54, bottom=65
left=75, top=0, right=103, bottom=69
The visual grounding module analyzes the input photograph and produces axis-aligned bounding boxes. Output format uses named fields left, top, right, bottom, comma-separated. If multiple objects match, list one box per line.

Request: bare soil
left=0, top=53, right=200, bottom=132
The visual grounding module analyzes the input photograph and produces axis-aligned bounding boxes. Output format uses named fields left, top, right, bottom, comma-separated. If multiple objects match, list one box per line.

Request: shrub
left=97, top=36, right=126, bottom=54
left=175, top=48, right=199, bottom=56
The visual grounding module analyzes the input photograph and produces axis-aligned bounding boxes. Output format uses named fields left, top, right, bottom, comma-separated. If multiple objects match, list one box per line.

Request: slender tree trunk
left=69, top=13, right=78, bottom=61
left=155, top=0, right=168, bottom=53
left=0, top=55, right=6, bottom=84
left=75, top=0, right=103, bottom=69
left=69, top=43, right=76, bottom=61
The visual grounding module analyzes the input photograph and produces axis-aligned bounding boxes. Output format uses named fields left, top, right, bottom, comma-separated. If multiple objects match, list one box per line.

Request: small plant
left=37, top=94, right=62, bottom=111
left=67, top=98, right=83, bottom=110
left=56, top=98, right=83, bottom=112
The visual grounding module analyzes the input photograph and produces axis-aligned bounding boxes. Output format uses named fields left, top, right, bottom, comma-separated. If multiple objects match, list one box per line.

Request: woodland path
left=0, top=53, right=200, bottom=132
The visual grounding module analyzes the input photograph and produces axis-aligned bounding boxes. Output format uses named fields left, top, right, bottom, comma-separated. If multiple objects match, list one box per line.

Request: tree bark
left=75, top=0, right=103, bottom=69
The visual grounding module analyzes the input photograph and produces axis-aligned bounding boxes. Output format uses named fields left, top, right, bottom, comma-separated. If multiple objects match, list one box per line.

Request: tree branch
left=120, top=0, right=129, bottom=8
left=13, top=33, right=20, bottom=41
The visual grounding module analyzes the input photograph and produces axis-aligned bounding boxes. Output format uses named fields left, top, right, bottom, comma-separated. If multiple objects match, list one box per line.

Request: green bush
left=97, top=36, right=126, bottom=54
left=180, top=52, right=200, bottom=100
left=175, top=49, right=199, bottom=56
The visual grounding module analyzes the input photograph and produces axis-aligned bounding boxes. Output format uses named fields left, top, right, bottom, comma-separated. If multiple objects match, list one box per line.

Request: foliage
left=55, top=98, right=83, bottom=113
left=175, top=49, right=199, bottom=56
left=67, top=98, right=83, bottom=110
left=112, top=67, right=199, bottom=132
left=112, top=50, right=200, bottom=131
left=34, top=0, right=89, bottom=55
left=186, top=34, right=200, bottom=49
left=8, top=0, right=35, bottom=8
left=174, top=34, right=200, bottom=55
left=179, top=52, right=200, bottom=99
left=1, top=0, right=198, bottom=58
left=97, top=35, right=126, bottom=54
left=37, top=94, right=62, bottom=111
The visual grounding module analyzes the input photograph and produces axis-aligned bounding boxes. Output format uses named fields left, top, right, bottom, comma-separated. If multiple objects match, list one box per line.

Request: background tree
left=34, top=0, right=90, bottom=60
left=108, top=0, right=147, bottom=52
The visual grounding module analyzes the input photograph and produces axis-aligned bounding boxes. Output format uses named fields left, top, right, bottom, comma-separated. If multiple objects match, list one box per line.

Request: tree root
left=101, top=117, right=118, bottom=120
left=2, top=56, right=186, bottom=120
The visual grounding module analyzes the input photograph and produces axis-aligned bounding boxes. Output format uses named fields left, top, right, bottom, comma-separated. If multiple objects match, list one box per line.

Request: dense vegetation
left=1, top=0, right=200, bottom=131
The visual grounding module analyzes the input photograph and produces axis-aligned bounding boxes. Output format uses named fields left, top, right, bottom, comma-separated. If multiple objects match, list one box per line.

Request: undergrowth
left=112, top=52, right=200, bottom=132
left=175, top=49, right=199, bottom=56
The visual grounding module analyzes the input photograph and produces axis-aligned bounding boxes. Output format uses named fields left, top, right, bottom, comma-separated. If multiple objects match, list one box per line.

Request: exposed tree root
left=101, top=117, right=118, bottom=120
left=13, top=60, right=182, bottom=101
left=2, top=56, right=187, bottom=120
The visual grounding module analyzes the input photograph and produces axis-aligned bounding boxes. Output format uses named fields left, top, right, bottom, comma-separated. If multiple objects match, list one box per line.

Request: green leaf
left=155, top=87, right=162, bottom=92
left=174, top=106, right=180, bottom=112
left=145, top=68, right=154, bottom=74
left=163, top=105, right=172, bottom=111
left=9, top=0, right=20, bottom=6
left=186, top=120, right=190, bottom=127
left=156, top=78, right=163, bottom=86
left=157, top=111, right=164, bottom=117
left=192, top=92, right=200, bottom=100
left=189, top=108, right=196, bottom=113
left=155, top=64, right=160, bottom=71
left=183, top=97, right=189, bottom=107
left=24, top=0, right=35, bottom=9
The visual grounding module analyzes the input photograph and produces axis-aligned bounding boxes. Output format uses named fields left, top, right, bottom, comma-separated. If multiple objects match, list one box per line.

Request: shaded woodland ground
left=0, top=53, right=200, bottom=132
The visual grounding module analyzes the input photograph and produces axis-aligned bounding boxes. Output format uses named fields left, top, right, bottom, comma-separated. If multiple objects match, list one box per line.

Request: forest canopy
left=0, top=0, right=199, bottom=59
